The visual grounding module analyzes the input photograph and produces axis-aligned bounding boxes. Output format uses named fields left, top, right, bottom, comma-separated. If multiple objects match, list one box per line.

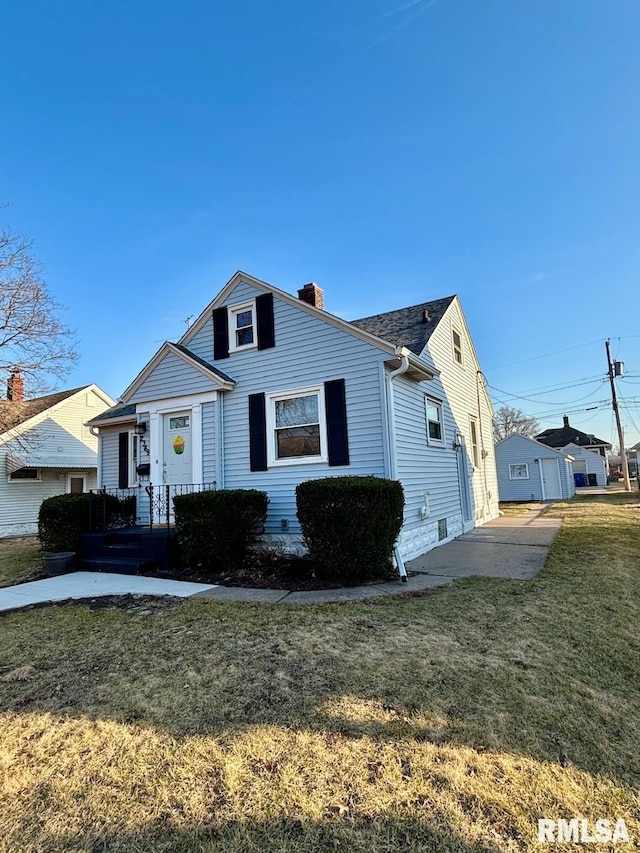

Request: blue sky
left=2, top=0, right=640, bottom=446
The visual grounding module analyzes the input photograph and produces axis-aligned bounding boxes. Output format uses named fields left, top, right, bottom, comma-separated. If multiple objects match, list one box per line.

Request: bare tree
left=493, top=405, right=540, bottom=443
left=0, top=227, right=78, bottom=398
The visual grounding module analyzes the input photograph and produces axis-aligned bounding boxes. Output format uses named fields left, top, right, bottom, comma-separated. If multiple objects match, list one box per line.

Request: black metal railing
left=144, top=482, right=216, bottom=531
left=88, top=488, right=138, bottom=532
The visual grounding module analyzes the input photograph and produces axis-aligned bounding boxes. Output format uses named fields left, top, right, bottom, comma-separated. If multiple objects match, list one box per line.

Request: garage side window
left=509, top=463, right=529, bottom=480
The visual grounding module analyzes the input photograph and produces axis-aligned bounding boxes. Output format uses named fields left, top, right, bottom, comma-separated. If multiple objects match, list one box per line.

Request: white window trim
left=425, top=396, right=445, bottom=446
left=265, top=385, right=327, bottom=467
left=8, top=467, right=42, bottom=483
left=452, top=326, right=464, bottom=367
left=128, top=431, right=139, bottom=488
left=509, top=463, right=530, bottom=480
left=228, top=299, right=257, bottom=353
left=469, top=415, right=480, bottom=468
left=66, top=472, right=88, bottom=493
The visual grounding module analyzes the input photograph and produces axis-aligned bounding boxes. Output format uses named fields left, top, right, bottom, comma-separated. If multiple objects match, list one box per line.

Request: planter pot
left=42, top=552, right=76, bottom=577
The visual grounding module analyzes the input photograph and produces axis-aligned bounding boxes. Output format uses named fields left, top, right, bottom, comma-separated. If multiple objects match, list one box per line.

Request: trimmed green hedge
left=38, top=493, right=136, bottom=553
left=296, top=476, right=404, bottom=583
left=173, top=489, right=268, bottom=573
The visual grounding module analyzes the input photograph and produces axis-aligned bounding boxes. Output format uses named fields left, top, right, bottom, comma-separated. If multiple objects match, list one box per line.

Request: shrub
left=295, top=476, right=404, bottom=584
left=38, top=492, right=131, bottom=553
left=173, top=489, right=268, bottom=573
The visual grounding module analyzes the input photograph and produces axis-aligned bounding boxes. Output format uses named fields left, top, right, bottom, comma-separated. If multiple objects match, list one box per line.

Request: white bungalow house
left=0, top=374, right=115, bottom=537
left=560, top=442, right=607, bottom=487
left=495, top=434, right=575, bottom=502
left=89, top=271, right=499, bottom=566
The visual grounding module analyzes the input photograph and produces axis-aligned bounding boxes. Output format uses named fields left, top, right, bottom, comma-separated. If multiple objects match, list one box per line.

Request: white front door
left=163, top=411, right=192, bottom=485
left=541, top=458, right=562, bottom=499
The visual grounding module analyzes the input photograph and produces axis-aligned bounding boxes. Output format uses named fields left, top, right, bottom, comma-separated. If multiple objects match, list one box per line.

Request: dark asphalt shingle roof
left=535, top=423, right=611, bottom=449
left=0, top=387, right=86, bottom=435
left=351, top=296, right=456, bottom=355
left=87, top=403, right=137, bottom=425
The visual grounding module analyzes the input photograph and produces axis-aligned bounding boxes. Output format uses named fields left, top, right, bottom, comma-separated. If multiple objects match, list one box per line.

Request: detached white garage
left=561, top=442, right=607, bottom=487
left=495, top=434, right=576, bottom=502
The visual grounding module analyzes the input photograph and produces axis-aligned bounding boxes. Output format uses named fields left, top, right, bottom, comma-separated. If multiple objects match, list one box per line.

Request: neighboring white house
left=89, top=271, right=499, bottom=565
left=495, top=434, right=575, bottom=502
left=0, top=375, right=115, bottom=537
left=560, top=442, right=607, bottom=487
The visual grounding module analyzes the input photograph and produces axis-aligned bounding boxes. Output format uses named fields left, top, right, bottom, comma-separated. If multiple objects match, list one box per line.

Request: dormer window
left=229, top=301, right=256, bottom=352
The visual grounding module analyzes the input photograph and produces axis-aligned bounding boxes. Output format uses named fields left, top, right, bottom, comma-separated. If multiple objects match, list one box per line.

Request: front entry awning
left=6, top=452, right=97, bottom=475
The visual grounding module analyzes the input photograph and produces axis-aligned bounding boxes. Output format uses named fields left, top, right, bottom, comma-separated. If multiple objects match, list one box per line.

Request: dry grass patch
left=498, top=502, right=544, bottom=517
left=0, top=492, right=639, bottom=851
left=0, top=535, right=43, bottom=587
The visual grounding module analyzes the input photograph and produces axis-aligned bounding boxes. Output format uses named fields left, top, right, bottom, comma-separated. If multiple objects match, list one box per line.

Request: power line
left=487, top=333, right=640, bottom=372
left=488, top=379, right=608, bottom=407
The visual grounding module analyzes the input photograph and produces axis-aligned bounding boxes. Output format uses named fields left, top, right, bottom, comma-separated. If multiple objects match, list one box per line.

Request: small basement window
left=9, top=467, right=40, bottom=481
left=438, top=518, right=448, bottom=540
left=509, top=463, right=529, bottom=480
left=228, top=301, right=256, bottom=351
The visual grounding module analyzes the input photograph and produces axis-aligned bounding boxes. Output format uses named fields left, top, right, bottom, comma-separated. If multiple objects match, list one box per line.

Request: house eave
left=179, top=270, right=402, bottom=358
left=384, top=348, right=436, bottom=382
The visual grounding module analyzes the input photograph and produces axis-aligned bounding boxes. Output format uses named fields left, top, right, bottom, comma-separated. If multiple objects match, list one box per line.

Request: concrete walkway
left=406, top=507, right=562, bottom=582
left=0, top=507, right=561, bottom=612
left=0, top=572, right=215, bottom=614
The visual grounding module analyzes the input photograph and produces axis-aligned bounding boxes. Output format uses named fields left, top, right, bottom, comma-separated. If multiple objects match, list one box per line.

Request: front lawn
left=0, top=493, right=638, bottom=851
left=0, top=536, right=43, bottom=588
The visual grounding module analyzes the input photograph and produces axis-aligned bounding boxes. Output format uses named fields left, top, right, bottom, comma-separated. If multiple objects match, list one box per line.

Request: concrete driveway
left=406, top=506, right=562, bottom=581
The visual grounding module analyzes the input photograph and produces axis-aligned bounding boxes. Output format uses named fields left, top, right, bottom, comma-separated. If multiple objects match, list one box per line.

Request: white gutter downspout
left=386, top=348, right=410, bottom=582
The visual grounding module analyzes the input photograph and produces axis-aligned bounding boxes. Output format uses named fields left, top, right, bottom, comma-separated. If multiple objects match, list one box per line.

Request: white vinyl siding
left=128, top=351, right=217, bottom=405
left=418, top=301, right=499, bottom=525
left=495, top=434, right=575, bottom=502
left=188, top=280, right=388, bottom=534
left=0, top=389, right=109, bottom=536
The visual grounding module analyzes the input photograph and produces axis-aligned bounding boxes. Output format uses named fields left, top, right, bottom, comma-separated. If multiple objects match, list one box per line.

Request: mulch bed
left=147, top=553, right=398, bottom=591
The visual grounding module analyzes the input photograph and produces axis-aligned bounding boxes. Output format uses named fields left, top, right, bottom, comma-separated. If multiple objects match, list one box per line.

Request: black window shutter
left=248, top=393, right=268, bottom=471
left=325, top=379, right=350, bottom=466
left=118, top=432, right=129, bottom=488
left=213, top=307, right=229, bottom=359
left=256, top=293, right=275, bottom=350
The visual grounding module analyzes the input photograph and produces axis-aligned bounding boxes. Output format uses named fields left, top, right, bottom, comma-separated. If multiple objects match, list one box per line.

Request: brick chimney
left=563, top=415, right=570, bottom=427
left=7, top=370, right=24, bottom=403
left=297, top=282, right=324, bottom=310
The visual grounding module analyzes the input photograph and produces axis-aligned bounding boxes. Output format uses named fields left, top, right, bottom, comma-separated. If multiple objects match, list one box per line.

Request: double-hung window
left=266, top=386, right=326, bottom=465
left=425, top=397, right=444, bottom=445
left=469, top=416, right=480, bottom=467
left=452, top=328, right=463, bottom=366
left=229, top=301, right=256, bottom=351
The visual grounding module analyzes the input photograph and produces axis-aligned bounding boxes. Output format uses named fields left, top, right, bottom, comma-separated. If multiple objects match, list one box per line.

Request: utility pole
left=605, top=339, right=631, bottom=491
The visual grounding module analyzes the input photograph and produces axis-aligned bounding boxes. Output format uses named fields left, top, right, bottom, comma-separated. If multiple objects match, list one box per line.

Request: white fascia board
left=179, top=270, right=401, bottom=357
left=0, top=385, right=103, bottom=446
left=120, top=342, right=234, bottom=404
